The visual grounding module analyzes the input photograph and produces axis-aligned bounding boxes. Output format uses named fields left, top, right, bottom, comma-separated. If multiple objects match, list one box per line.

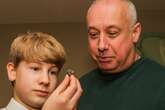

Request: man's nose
left=98, top=34, right=109, bottom=52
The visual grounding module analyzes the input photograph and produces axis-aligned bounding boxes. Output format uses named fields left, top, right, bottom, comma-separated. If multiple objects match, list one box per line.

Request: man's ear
left=132, top=22, right=141, bottom=43
left=6, top=62, right=16, bottom=81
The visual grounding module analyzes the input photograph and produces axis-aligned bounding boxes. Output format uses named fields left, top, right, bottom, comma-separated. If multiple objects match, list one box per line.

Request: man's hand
left=42, top=74, right=83, bottom=110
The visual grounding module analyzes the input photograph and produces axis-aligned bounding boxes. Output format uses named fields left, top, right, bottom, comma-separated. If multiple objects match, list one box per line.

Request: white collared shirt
left=0, top=98, right=28, bottom=110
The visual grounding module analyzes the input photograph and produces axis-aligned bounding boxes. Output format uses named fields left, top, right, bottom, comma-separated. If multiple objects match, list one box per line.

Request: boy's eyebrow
left=50, top=65, right=59, bottom=70
left=26, top=61, right=41, bottom=64
left=27, top=62, right=58, bottom=68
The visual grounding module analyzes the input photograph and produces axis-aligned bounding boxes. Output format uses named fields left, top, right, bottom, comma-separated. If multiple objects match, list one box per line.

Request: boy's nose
left=39, top=72, right=50, bottom=86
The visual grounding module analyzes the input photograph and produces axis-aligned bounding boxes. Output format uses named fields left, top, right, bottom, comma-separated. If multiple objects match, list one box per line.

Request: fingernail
left=66, top=69, right=75, bottom=76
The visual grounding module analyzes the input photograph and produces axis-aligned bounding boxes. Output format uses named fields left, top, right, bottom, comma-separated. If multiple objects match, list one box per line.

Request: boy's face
left=7, top=60, right=59, bottom=109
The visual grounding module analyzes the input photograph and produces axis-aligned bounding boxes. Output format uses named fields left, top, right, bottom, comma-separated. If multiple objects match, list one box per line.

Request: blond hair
left=9, top=32, right=66, bottom=70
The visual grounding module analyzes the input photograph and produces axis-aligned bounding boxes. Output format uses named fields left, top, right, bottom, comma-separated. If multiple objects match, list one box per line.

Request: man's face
left=7, top=61, right=59, bottom=109
left=87, top=1, right=140, bottom=73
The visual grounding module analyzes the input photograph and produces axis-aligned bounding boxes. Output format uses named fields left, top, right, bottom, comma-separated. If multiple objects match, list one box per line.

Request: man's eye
left=108, top=31, right=119, bottom=38
left=88, top=32, right=99, bottom=39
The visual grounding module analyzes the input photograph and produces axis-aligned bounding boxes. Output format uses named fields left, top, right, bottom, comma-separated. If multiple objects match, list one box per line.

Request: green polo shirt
left=78, top=57, right=165, bottom=110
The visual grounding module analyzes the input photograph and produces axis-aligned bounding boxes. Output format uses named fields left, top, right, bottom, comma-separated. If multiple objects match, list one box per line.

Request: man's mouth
left=97, top=56, right=115, bottom=63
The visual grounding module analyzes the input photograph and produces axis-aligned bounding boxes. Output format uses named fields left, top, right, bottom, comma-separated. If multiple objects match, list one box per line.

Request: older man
left=78, top=0, right=165, bottom=110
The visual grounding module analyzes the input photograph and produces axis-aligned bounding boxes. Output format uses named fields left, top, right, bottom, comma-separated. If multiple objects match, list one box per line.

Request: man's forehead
left=87, top=0, right=130, bottom=26
left=90, top=0, right=126, bottom=8
left=87, top=0, right=127, bottom=16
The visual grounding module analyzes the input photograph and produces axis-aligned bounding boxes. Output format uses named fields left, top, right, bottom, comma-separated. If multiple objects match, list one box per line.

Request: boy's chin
left=28, top=96, right=47, bottom=109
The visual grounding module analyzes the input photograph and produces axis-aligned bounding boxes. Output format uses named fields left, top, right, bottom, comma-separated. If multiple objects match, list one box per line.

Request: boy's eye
left=50, top=71, right=58, bottom=75
left=49, top=68, right=59, bottom=75
left=30, top=67, right=40, bottom=71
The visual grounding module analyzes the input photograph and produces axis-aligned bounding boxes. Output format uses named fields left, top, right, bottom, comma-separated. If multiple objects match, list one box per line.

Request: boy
left=1, top=32, right=82, bottom=110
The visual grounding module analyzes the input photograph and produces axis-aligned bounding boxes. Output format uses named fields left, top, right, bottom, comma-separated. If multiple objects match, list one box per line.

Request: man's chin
left=98, top=64, right=120, bottom=74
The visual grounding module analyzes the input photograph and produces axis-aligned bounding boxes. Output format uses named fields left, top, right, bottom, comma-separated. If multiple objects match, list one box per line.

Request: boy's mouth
left=33, top=90, right=49, bottom=97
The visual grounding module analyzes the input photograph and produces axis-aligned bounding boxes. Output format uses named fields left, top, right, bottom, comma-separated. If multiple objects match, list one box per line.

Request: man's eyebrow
left=88, top=26, right=99, bottom=31
left=107, top=25, right=120, bottom=30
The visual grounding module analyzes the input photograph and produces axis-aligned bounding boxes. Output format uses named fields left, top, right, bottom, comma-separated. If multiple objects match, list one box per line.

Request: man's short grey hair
left=126, top=0, right=138, bottom=26
left=90, top=0, right=138, bottom=27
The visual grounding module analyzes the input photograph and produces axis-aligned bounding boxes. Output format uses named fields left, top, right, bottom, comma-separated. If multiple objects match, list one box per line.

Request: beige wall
left=139, top=10, right=165, bottom=32
left=0, top=10, right=165, bottom=107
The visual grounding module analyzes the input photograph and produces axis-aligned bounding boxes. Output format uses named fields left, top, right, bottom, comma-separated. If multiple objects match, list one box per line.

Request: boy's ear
left=6, top=62, right=16, bottom=81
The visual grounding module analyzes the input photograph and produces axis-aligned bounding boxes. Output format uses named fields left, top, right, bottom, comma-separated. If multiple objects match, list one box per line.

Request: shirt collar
left=6, top=98, right=28, bottom=110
